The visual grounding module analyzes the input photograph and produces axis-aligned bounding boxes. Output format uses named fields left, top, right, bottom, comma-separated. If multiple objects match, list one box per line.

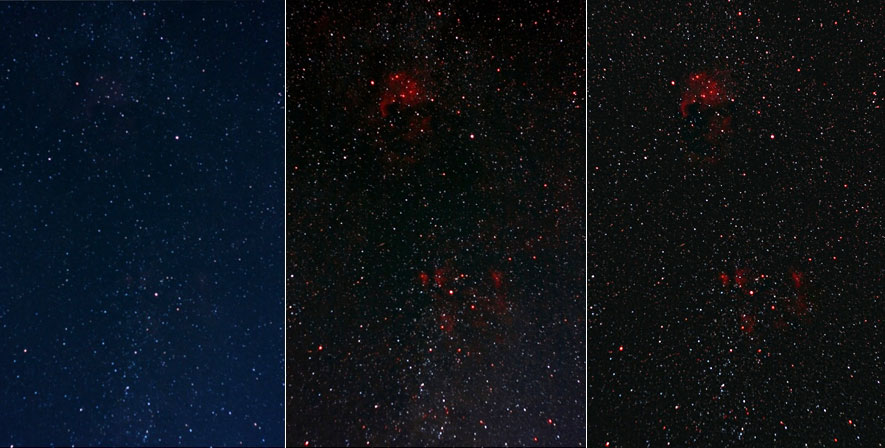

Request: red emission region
left=680, top=71, right=730, bottom=117
left=380, top=72, right=424, bottom=117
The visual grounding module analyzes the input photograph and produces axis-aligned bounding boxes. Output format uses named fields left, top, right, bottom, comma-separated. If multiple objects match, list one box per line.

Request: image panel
left=287, top=0, right=586, bottom=446
left=588, top=2, right=880, bottom=446
left=0, top=2, right=284, bottom=446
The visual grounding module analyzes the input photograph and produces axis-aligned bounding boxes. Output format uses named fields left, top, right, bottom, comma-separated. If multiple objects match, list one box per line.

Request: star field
left=0, top=2, right=283, bottom=446
left=287, top=0, right=585, bottom=445
left=589, top=2, right=881, bottom=446
left=4, top=1, right=880, bottom=446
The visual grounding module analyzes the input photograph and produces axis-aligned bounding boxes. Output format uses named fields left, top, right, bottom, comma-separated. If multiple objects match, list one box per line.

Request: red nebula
left=418, top=271, right=430, bottom=287
left=680, top=71, right=729, bottom=118
left=490, top=269, right=504, bottom=289
left=790, top=269, right=804, bottom=290
left=734, top=268, right=749, bottom=288
left=380, top=72, right=424, bottom=117
left=434, top=268, right=446, bottom=288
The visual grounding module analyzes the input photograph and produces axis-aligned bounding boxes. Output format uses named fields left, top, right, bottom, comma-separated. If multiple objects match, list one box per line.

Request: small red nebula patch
left=790, top=269, right=804, bottom=290
left=681, top=72, right=729, bottom=117
left=719, top=272, right=730, bottom=287
left=734, top=268, right=749, bottom=288
left=740, top=313, right=755, bottom=334
left=490, top=269, right=504, bottom=289
left=380, top=72, right=424, bottom=117
left=418, top=271, right=430, bottom=287
left=434, top=268, right=446, bottom=288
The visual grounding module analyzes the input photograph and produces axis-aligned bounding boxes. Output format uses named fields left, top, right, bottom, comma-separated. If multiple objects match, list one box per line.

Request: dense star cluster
left=589, top=2, right=881, bottom=447
left=0, top=3, right=283, bottom=446
left=288, top=1, right=584, bottom=445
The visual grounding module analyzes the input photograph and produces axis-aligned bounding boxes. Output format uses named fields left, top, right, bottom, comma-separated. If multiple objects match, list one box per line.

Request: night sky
left=5, top=1, right=880, bottom=447
left=287, top=1, right=585, bottom=446
left=0, top=2, right=283, bottom=446
left=589, top=2, right=881, bottom=447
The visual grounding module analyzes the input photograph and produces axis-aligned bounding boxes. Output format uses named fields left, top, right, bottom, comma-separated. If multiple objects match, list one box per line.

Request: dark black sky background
left=589, top=2, right=881, bottom=446
left=288, top=0, right=584, bottom=446
left=0, top=2, right=283, bottom=446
